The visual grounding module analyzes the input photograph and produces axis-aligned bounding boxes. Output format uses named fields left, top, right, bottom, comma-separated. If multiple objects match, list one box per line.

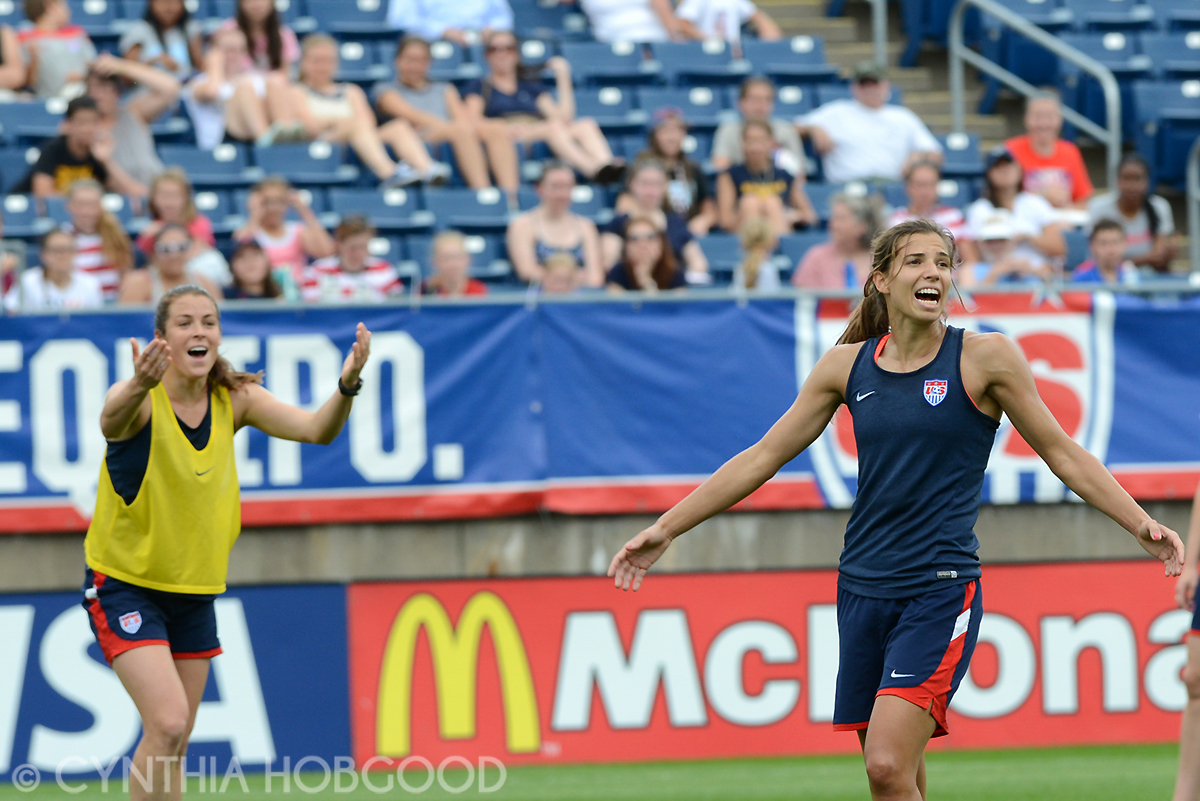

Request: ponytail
left=737, top=216, right=775, bottom=290
left=97, top=208, right=132, bottom=271
left=837, top=218, right=958, bottom=345
left=154, top=285, right=263, bottom=391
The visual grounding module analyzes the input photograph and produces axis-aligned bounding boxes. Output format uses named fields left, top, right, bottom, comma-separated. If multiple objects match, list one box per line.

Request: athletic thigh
left=833, top=587, right=906, bottom=731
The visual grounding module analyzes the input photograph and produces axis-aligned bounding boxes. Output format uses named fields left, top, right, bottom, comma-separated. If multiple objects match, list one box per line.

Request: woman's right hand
left=608, top=523, right=672, bottom=591
left=131, top=337, right=171, bottom=391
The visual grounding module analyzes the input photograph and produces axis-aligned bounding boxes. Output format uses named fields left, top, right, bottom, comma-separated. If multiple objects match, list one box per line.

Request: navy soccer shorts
left=833, top=578, right=982, bottom=737
left=1191, top=597, right=1200, bottom=638
left=81, top=568, right=222, bottom=664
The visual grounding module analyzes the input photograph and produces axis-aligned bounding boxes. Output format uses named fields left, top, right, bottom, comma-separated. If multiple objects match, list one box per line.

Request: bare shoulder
left=962, top=329, right=1023, bottom=369
left=808, top=341, right=865, bottom=398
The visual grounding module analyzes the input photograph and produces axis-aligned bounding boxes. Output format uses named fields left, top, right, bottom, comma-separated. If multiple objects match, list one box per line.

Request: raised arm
left=976, top=332, right=1183, bottom=574
left=237, top=323, right=371, bottom=444
left=100, top=337, right=170, bottom=440
left=92, top=53, right=182, bottom=125
left=609, top=343, right=857, bottom=590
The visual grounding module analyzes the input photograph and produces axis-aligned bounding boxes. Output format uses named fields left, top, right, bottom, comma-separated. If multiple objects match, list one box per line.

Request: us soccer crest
left=923, top=380, right=948, bottom=407
left=119, top=611, right=142, bottom=634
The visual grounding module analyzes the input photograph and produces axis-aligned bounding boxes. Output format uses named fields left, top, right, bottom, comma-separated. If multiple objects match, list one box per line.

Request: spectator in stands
left=575, top=0, right=695, bottom=43
left=221, top=0, right=299, bottom=76
left=185, top=27, right=293, bottom=149
left=966, top=147, right=1065, bottom=268
left=959, top=212, right=1050, bottom=287
left=735, top=216, right=782, bottom=291
left=712, top=77, right=804, bottom=174
left=717, top=120, right=817, bottom=236
left=224, top=240, right=296, bottom=300
left=790, top=193, right=881, bottom=289
left=676, top=0, right=782, bottom=43
left=1087, top=152, right=1177, bottom=273
left=507, top=161, right=604, bottom=288
left=1005, top=92, right=1092, bottom=210
left=0, top=216, right=22, bottom=298
left=4, top=228, right=103, bottom=312
left=64, top=178, right=134, bottom=302
left=602, top=159, right=709, bottom=282
left=541, top=252, right=582, bottom=294
left=0, top=26, right=27, bottom=96
left=798, top=61, right=942, bottom=185
left=301, top=215, right=404, bottom=302
left=136, top=169, right=231, bottom=288
left=422, top=231, right=488, bottom=296
left=623, top=108, right=716, bottom=236
left=118, top=223, right=223, bottom=303
left=386, top=0, right=513, bottom=46
left=21, top=97, right=144, bottom=198
left=20, top=0, right=95, bottom=99
left=85, top=54, right=182, bottom=192
left=233, top=176, right=334, bottom=278
left=375, top=36, right=518, bottom=194
left=119, top=0, right=204, bottom=80
left=1072, top=218, right=1139, bottom=285
left=887, top=159, right=977, bottom=265
left=607, top=217, right=685, bottom=291
left=465, top=31, right=625, bottom=186
left=291, top=34, right=450, bottom=187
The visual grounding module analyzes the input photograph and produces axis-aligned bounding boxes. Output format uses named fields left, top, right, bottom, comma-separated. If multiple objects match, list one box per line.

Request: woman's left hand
left=341, top=322, right=372, bottom=386
left=1136, top=518, right=1185, bottom=577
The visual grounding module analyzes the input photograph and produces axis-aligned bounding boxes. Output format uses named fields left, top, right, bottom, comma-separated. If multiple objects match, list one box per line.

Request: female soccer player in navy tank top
left=86, top=284, right=371, bottom=801
left=608, top=218, right=1184, bottom=801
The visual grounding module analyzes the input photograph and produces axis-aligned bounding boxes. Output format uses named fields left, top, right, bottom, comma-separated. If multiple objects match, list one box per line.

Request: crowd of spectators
left=0, top=0, right=1187, bottom=313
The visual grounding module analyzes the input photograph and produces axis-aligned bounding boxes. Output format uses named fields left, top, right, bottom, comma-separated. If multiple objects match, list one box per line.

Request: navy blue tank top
left=839, top=325, right=999, bottom=599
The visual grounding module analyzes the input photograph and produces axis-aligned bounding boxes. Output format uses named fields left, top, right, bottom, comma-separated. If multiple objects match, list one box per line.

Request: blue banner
left=1, top=292, right=1198, bottom=532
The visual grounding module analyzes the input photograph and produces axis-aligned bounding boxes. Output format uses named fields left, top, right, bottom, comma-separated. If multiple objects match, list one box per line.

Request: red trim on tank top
left=873, top=333, right=891, bottom=363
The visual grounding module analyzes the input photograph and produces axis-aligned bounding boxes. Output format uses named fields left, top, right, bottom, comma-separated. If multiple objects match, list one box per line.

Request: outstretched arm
left=609, top=343, right=858, bottom=590
left=100, top=337, right=170, bottom=440
left=980, top=333, right=1184, bottom=575
left=237, top=324, right=371, bottom=444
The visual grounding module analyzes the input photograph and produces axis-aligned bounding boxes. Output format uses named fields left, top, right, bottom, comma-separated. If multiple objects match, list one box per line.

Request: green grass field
left=0, top=744, right=1180, bottom=800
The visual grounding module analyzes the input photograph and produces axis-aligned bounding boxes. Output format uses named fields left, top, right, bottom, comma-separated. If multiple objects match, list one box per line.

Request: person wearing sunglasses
left=119, top=223, right=224, bottom=305
left=463, top=31, right=625, bottom=186
left=606, top=216, right=685, bottom=292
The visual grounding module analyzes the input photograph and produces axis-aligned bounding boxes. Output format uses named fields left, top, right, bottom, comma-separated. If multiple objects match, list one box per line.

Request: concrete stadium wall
left=3, top=500, right=1191, bottom=593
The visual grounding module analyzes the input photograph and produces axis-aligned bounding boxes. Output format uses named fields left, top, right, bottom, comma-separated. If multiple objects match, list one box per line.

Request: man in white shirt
left=798, top=61, right=942, bottom=185
left=577, top=0, right=692, bottom=43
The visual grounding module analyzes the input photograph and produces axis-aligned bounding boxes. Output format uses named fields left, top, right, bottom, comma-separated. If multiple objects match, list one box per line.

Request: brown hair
left=299, top=32, right=337, bottom=84
left=236, top=0, right=284, bottom=71
left=148, top=168, right=198, bottom=225
left=394, top=35, right=430, bottom=60
left=229, top=241, right=281, bottom=298
left=154, top=285, right=263, bottom=390
left=622, top=216, right=677, bottom=290
left=738, top=75, right=775, bottom=100
left=24, top=0, right=53, bottom=22
left=66, top=179, right=133, bottom=272
left=1089, top=217, right=1124, bottom=243
left=837, top=218, right=959, bottom=345
left=334, top=213, right=374, bottom=241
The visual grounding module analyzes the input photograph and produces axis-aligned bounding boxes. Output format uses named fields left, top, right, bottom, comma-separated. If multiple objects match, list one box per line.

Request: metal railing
left=948, top=0, right=1122, bottom=188
left=1189, top=136, right=1200, bottom=272
left=867, top=0, right=887, bottom=70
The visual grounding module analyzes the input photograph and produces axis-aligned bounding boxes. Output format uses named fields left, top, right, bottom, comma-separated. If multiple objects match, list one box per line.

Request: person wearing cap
left=959, top=211, right=1051, bottom=287
left=966, top=146, right=1065, bottom=271
left=621, top=107, right=717, bottom=235
left=797, top=61, right=941, bottom=185
left=1005, top=91, right=1093, bottom=210
left=712, top=76, right=805, bottom=174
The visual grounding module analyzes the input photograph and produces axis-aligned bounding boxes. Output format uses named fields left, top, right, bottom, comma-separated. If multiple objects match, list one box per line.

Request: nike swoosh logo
left=891, top=670, right=915, bottom=679
left=196, top=467, right=214, bottom=476
left=856, top=391, right=876, bottom=401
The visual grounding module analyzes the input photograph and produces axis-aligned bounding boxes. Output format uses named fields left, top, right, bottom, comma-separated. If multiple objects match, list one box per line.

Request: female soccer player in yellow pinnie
left=83, top=284, right=370, bottom=800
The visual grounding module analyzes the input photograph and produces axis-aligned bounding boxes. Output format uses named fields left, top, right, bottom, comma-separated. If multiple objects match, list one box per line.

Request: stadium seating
left=1062, top=0, right=1155, bottom=31
left=159, top=144, right=260, bottom=188
left=0, top=148, right=34, bottom=195
left=405, top=233, right=513, bottom=282
left=1055, top=32, right=1151, bottom=138
left=769, top=85, right=816, bottom=120
left=1139, top=31, right=1200, bottom=77
left=305, top=0, right=395, bottom=39
left=422, top=188, right=511, bottom=233
left=572, top=87, right=648, bottom=133
left=559, top=42, right=658, bottom=87
left=1, top=195, right=52, bottom=239
left=778, top=230, right=827, bottom=267
left=253, top=143, right=359, bottom=186
left=1146, top=0, right=1200, bottom=30
left=193, top=189, right=241, bottom=236
left=0, top=100, right=65, bottom=146
left=334, top=40, right=387, bottom=84
left=648, top=41, right=752, bottom=87
left=1131, top=79, right=1200, bottom=186
left=739, top=37, right=840, bottom=84
left=636, top=87, right=732, bottom=131
left=937, top=133, right=984, bottom=178
left=516, top=183, right=607, bottom=220
left=696, top=233, right=742, bottom=281
left=327, top=187, right=436, bottom=233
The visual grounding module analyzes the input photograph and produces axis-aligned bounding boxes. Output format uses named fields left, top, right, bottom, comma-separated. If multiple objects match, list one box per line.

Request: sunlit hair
left=153, top=285, right=262, bottom=390
left=431, top=229, right=467, bottom=257
left=66, top=179, right=133, bottom=271
left=299, top=33, right=338, bottom=83
left=737, top=216, right=775, bottom=290
left=335, top=213, right=374, bottom=241
left=148, top=168, right=198, bottom=225
left=838, top=219, right=960, bottom=345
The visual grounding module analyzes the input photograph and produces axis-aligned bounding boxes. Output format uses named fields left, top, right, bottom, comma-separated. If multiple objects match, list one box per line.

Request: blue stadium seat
left=559, top=42, right=659, bottom=86
left=1146, top=0, right=1200, bottom=30
left=411, top=41, right=479, bottom=83
left=778, top=229, right=826, bottom=266
left=510, top=0, right=589, bottom=41
left=159, top=143, right=258, bottom=188
left=696, top=233, right=742, bottom=279
left=0, top=147, right=36, bottom=194
left=937, top=132, right=983, bottom=178
left=192, top=189, right=239, bottom=235
left=405, top=233, right=512, bottom=281
left=519, top=38, right=558, bottom=67
left=616, top=133, right=648, bottom=160
left=977, top=0, right=1073, bottom=112
left=770, top=84, right=816, bottom=120
left=1132, top=79, right=1200, bottom=186
left=1140, top=31, right=1200, bottom=76
left=649, top=41, right=752, bottom=86
left=804, top=181, right=878, bottom=224
left=68, top=0, right=120, bottom=39
left=334, top=40, right=387, bottom=83
left=516, top=183, right=607, bottom=219
left=233, top=187, right=330, bottom=221
left=0, top=0, right=24, bottom=25
left=252, top=142, right=358, bottom=186
left=636, top=86, right=731, bottom=131
left=740, top=36, right=839, bottom=84
left=0, top=100, right=65, bottom=145
left=422, top=187, right=511, bottom=232
left=1062, top=0, right=1155, bottom=31
left=1056, top=32, right=1151, bottom=138
left=304, top=0, right=394, bottom=38
left=327, top=187, right=435, bottom=233
left=1064, top=227, right=1090, bottom=272
left=572, top=87, right=647, bottom=132
left=45, top=193, right=141, bottom=229
left=365, top=234, right=404, bottom=262
left=209, top=0, right=309, bottom=28
left=1, top=195, right=52, bottom=239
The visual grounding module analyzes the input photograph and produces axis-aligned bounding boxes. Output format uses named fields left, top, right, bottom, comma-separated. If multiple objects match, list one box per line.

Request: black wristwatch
left=338, top=376, right=363, bottom=397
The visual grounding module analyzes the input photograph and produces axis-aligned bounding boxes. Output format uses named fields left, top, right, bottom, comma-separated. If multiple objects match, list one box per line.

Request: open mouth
left=187, top=346, right=209, bottom=359
left=914, top=287, right=941, bottom=309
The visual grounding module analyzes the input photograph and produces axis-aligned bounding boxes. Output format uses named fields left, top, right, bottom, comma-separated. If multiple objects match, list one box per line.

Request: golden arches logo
left=376, top=591, right=541, bottom=757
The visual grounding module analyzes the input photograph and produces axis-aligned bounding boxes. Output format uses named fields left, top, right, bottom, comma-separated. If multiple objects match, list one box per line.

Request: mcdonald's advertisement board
left=347, top=561, right=1190, bottom=768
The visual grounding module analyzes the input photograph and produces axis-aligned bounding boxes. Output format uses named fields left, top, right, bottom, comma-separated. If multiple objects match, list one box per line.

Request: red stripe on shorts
left=173, top=647, right=223, bottom=660
left=86, top=572, right=168, bottom=664
left=877, top=581, right=976, bottom=738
